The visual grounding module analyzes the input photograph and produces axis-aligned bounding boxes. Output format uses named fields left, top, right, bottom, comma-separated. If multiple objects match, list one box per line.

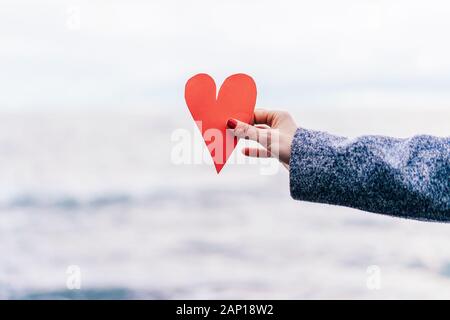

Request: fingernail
left=226, top=119, right=237, bottom=129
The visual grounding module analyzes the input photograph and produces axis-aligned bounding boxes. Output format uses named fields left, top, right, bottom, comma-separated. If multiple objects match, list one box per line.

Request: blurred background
left=0, top=0, right=449, bottom=299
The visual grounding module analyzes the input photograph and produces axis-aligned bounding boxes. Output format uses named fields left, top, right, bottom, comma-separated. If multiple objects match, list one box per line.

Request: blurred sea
left=0, top=107, right=449, bottom=299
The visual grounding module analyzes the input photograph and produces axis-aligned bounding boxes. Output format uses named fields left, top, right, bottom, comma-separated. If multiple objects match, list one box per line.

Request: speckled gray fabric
left=289, top=128, right=450, bottom=221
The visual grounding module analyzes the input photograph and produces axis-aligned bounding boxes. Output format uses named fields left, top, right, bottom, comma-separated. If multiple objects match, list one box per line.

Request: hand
left=227, top=109, right=298, bottom=168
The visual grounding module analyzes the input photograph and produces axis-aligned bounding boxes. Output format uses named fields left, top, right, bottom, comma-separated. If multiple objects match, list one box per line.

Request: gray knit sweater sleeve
left=289, top=128, right=450, bottom=221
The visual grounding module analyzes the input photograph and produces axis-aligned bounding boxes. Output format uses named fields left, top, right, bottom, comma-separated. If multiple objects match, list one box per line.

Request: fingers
left=227, top=118, right=277, bottom=151
left=227, top=118, right=264, bottom=143
left=243, top=147, right=289, bottom=171
left=241, top=147, right=271, bottom=158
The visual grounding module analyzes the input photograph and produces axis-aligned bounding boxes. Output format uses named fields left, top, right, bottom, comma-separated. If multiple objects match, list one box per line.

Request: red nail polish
left=227, top=119, right=237, bottom=129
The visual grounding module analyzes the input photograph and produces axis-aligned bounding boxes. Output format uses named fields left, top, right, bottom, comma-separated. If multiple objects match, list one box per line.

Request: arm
left=290, top=128, right=450, bottom=221
left=227, top=109, right=450, bottom=222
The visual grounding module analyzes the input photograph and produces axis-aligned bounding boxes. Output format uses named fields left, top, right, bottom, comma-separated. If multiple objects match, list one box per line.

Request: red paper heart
left=185, top=73, right=257, bottom=173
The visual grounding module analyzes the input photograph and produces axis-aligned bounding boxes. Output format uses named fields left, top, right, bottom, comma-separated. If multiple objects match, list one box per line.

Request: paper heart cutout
left=185, top=73, right=257, bottom=173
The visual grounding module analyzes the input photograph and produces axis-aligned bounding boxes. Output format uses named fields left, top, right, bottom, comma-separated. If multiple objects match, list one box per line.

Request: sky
left=1, top=0, right=450, bottom=112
